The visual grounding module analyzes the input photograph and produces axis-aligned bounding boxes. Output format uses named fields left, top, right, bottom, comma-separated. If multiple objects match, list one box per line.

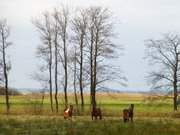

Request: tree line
left=0, top=6, right=179, bottom=114
left=32, top=6, right=124, bottom=113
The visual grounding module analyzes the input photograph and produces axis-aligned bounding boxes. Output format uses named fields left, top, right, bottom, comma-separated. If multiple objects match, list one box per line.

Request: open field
left=0, top=92, right=178, bottom=117
left=0, top=92, right=180, bottom=135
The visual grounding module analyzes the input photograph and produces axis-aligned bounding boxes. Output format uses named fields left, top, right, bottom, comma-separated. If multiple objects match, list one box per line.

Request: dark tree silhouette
left=72, top=9, right=88, bottom=110
left=145, top=33, right=180, bottom=111
left=52, top=10, right=60, bottom=113
left=86, top=7, right=122, bottom=108
left=33, top=12, right=54, bottom=112
left=0, top=18, right=12, bottom=114
left=54, top=6, right=69, bottom=107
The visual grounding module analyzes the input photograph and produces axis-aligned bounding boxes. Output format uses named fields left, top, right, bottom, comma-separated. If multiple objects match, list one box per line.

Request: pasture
left=0, top=92, right=180, bottom=135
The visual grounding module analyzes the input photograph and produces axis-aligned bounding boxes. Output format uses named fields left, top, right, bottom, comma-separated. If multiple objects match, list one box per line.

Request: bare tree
left=72, top=9, right=88, bottom=110
left=86, top=7, right=121, bottom=108
left=0, top=19, right=11, bottom=114
left=72, top=46, right=79, bottom=114
left=52, top=11, right=60, bottom=113
left=33, top=12, right=54, bottom=112
left=145, top=33, right=180, bottom=111
left=54, top=6, right=69, bottom=107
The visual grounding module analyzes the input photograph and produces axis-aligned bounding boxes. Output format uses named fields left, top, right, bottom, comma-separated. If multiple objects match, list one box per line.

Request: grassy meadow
left=0, top=92, right=177, bottom=116
left=0, top=92, right=180, bottom=135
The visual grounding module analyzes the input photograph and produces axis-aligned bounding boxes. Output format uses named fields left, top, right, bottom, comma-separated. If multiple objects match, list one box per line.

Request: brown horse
left=64, top=105, right=73, bottom=119
left=123, top=104, right=134, bottom=123
left=91, top=106, right=102, bottom=120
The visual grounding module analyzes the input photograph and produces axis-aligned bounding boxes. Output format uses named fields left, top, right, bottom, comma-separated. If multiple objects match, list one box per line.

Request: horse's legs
left=123, top=118, right=126, bottom=123
left=124, top=118, right=129, bottom=123
left=99, top=114, right=102, bottom=120
left=130, top=116, right=133, bottom=122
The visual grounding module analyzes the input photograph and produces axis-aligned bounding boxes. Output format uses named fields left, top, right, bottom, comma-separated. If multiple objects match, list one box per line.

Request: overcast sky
left=1, top=0, right=180, bottom=91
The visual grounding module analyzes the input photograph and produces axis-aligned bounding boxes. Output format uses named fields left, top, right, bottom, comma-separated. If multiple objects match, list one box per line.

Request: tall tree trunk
left=80, top=35, right=84, bottom=111
left=92, top=30, right=99, bottom=108
left=74, top=48, right=79, bottom=114
left=54, top=35, right=59, bottom=113
left=63, top=38, right=68, bottom=107
left=2, top=34, right=9, bottom=114
left=173, top=86, right=178, bottom=111
left=90, top=29, right=96, bottom=108
left=173, top=54, right=178, bottom=111
left=173, top=76, right=178, bottom=111
left=49, top=42, right=53, bottom=112
left=55, top=7, right=69, bottom=108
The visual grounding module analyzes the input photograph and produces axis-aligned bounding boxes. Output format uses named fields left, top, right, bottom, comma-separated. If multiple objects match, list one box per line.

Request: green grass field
left=0, top=92, right=180, bottom=135
left=0, top=93, right=177, bottom=116
left=0, top=116, right=180, bottom=135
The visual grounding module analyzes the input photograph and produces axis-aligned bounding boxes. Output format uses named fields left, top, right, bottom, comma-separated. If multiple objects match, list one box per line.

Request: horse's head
left=130, top=104, right=134, bottom=110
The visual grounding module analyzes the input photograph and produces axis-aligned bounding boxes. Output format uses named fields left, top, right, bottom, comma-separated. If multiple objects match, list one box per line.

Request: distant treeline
left=0, top=86, right=21, bottom=95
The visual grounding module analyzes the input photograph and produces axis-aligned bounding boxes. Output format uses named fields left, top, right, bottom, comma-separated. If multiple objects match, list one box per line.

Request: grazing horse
left=123, top=104, right=134, bottom=123
left=64, top=105, right=73, bottom=119
left=91, top=106, right=102, bottom=120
